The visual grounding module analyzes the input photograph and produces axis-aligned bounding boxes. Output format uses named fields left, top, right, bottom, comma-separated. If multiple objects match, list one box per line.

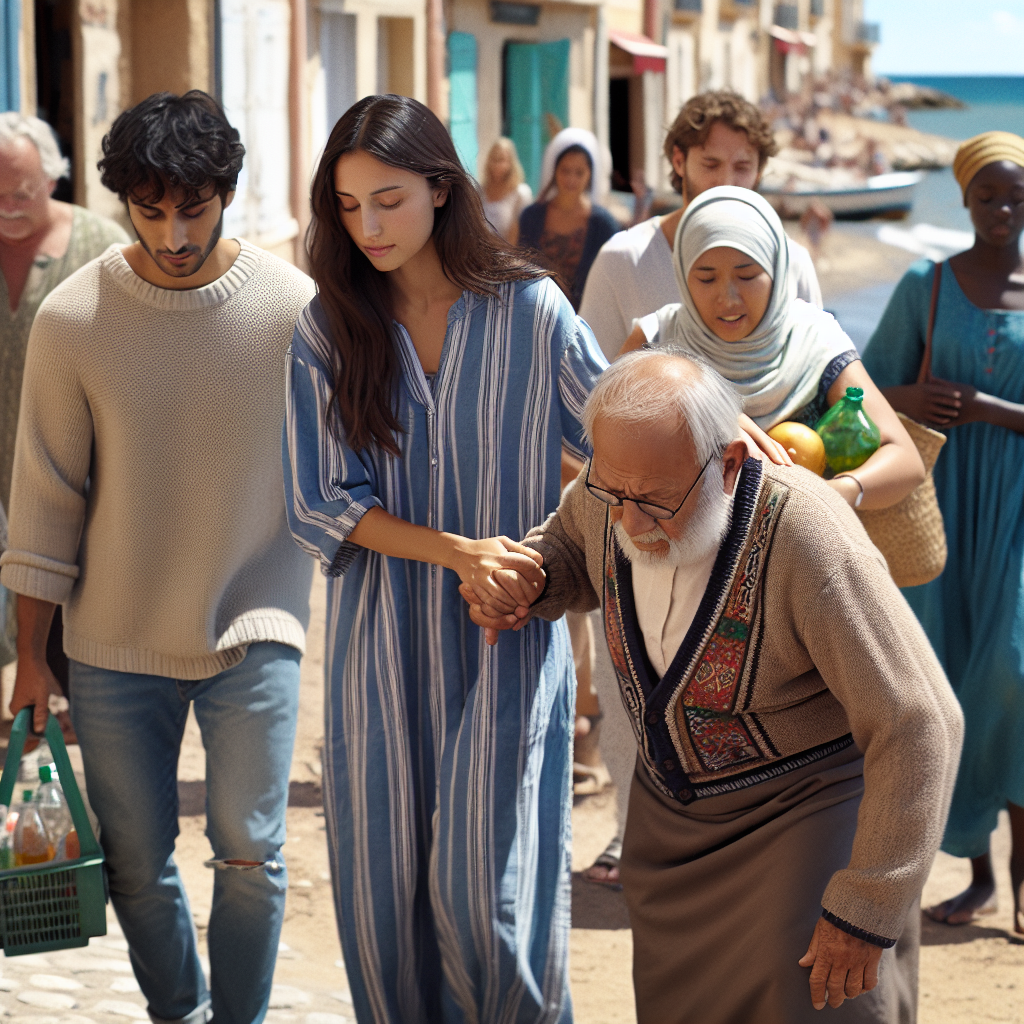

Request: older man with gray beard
left=462, top=350, right=963, bottom=1023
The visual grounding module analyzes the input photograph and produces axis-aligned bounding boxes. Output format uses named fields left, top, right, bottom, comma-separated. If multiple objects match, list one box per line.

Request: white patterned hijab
left=657, top=186, right=853, bottom=428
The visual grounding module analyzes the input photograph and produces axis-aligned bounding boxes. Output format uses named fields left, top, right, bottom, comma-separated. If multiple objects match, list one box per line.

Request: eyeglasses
left=585, top=455, right=713, bottom=521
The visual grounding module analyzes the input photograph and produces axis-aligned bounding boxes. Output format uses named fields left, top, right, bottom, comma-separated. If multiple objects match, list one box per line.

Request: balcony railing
left=774, top=4, right=799, bottom=30
left=674, top=0, right=702, bottom=12
left=856, top=21, right=881, bottom=44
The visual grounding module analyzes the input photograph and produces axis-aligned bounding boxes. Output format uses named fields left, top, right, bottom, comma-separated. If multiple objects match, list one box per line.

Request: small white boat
left=760, top=171, right=925, bottom=220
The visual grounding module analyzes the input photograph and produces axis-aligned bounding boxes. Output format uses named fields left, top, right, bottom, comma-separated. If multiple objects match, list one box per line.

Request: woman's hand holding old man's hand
left=459, top=542, right=546, bottom=645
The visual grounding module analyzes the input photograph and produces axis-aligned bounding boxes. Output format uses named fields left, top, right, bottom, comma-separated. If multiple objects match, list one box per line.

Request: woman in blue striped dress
left=283, top=96, right=607, bottom=1023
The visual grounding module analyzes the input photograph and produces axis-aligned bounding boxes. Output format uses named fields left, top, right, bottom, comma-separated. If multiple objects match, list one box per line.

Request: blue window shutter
left=538, top=38, right=569, bottom=145
left=1, top=0, right=21, bottom=112
left=505, top=39, right=570, bottom=194
left=505, top=41, right=542, bottom=193
left=448, top=32, right=478, bottom=177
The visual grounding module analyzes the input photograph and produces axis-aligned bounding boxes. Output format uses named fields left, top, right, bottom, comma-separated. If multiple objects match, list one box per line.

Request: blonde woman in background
left=480, top=137, right=532, bottom=244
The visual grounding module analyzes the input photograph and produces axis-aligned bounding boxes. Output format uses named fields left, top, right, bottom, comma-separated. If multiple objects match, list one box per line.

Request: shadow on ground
left=177, top=779, right=323, bottom=815
left=920, top=913, right=1024, bottom=947
left=572, top=872, right=631, bottom=930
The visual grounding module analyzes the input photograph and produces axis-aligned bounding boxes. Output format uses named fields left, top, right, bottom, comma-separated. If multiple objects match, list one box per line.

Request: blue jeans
left=69, top=643, right=301, bottom=1024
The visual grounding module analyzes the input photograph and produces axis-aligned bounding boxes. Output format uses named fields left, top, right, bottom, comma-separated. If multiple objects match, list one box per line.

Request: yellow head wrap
left=952, top=131, right=1024, bottom=198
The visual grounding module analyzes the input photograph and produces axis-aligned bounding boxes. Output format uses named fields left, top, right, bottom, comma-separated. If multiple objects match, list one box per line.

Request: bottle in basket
left=13, top=789, right=55, bottom=865
left=0, top=805, right=11, bottom=869
left=35, top=766, right=72, bottom=857
left=815, top=387, right=881, bottom=473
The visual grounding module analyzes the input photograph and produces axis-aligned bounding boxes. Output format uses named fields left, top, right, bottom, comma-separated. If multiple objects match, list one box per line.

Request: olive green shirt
left=1, top=205, right=130, bottom=509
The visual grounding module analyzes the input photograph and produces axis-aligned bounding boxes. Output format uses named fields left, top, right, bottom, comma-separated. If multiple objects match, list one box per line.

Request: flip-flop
left=573, top=761, right=612, bottom=796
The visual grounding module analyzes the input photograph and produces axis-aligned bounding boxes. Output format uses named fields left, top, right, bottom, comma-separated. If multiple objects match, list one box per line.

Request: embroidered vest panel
left=601, top=472, right=850, bottom=803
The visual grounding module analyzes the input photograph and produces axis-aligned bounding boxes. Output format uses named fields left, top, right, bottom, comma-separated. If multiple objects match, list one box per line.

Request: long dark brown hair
left=307, top=94, right=547, bottom=457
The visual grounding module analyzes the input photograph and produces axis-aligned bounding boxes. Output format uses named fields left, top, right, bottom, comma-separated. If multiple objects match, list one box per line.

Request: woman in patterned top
left=283, top=95, right=607, bottom=1023
left=518, top=128, right=620, bottom=310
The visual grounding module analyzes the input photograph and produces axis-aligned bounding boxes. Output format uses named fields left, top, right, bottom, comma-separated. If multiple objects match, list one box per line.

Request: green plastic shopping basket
left=0, top=708, right=106, bottom=955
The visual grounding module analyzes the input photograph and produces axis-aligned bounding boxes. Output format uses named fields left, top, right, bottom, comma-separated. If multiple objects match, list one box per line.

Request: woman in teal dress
left=862, top=132, right=1024, bottom=935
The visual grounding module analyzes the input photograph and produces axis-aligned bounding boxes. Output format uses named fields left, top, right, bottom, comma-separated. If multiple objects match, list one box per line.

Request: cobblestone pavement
left=0, top=911, right=354, bottom=1024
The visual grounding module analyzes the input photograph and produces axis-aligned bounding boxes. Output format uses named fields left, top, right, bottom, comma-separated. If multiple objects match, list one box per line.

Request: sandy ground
left=0, top=229, right=1020, bottom=1021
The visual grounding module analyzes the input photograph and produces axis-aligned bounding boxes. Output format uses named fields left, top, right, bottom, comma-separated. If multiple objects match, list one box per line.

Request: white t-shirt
left=578, top=215, right=823, bottom=361
left=481, top=182, right=533, bottom=242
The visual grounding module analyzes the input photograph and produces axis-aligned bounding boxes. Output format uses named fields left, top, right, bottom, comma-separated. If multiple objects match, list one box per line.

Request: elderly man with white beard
left=461, top=350, right=963, bottom=1023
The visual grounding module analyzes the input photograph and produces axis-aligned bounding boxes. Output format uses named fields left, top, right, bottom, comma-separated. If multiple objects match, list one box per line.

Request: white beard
left=614, top=475, right=731, bottom=568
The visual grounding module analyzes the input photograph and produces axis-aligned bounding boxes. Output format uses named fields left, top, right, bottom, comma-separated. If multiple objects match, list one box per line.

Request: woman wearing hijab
left=863, top=132, right=1024, bottom=935
left=581, top=186, right=927, bottom=891
left=519, top=128, right=620, bottom=310
left=624, top=185, right=923, bottom=505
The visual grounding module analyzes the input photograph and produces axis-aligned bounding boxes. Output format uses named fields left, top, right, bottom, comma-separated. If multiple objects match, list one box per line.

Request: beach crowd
left=0, top=86, right=1022, bottom=1024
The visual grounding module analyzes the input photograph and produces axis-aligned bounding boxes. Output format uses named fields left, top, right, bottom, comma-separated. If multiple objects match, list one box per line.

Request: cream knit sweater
left=0, top=241, right=315, bottom=679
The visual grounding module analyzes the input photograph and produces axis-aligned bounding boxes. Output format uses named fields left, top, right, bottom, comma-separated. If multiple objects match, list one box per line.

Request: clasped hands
left=452, top=536, right=544, bottom=645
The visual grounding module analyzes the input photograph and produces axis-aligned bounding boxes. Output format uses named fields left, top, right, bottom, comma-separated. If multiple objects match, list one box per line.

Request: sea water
left=889, top=75, right=1024, bottom=233
left=829, top=75, right=1023, bottom=347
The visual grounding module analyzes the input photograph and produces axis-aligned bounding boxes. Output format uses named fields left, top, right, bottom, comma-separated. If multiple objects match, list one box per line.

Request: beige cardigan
left=525, top=458, right=963, bottom=944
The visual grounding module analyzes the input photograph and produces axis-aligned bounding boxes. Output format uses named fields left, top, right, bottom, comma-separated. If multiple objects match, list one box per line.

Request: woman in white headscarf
left=519, top=128, right=621, bottom=310
left=623, top=185, right=924, bottom=510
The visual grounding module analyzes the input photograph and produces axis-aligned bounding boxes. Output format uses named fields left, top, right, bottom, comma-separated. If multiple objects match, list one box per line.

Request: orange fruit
left=767, top=421, right=828, bottom=476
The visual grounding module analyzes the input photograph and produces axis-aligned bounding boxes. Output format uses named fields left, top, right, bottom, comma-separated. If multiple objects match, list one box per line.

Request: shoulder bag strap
left=917, top=261, right=943, bottom=384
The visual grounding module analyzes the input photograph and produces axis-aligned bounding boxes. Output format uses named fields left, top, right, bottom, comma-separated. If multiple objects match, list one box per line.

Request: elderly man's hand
left=799, top=917, right=883, bottom=1010
left=459, top=582, right=529, bottom=645
left=458, top=547, right=544, bottom=645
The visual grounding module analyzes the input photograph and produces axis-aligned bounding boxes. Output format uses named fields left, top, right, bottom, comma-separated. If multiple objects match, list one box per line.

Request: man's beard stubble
left=137, top=212, right=224, bottom=278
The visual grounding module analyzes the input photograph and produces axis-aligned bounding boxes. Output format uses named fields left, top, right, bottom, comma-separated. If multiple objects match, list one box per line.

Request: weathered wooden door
left=504, top=39, right=569, bottom=193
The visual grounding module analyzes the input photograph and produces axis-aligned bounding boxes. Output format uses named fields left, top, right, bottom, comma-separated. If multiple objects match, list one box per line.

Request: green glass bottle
left=815, top=387, right=880, bottom=473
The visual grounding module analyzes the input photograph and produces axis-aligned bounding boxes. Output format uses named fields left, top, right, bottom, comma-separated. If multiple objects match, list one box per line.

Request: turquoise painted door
left=448, top=32, right=478, bottom=177
left=504, top=39, right=570, bottom=193
left=1, top=0, right=20, bottom=111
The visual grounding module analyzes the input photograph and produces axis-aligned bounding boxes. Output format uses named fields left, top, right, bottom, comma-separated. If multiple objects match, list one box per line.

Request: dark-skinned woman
left=862, top=131, right=1024, bottom=937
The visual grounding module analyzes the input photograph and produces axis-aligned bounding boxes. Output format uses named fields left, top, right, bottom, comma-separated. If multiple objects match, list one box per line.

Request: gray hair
left=583, top=348, right=742, bottom=464
left=0, top=113, right=70, bottom=181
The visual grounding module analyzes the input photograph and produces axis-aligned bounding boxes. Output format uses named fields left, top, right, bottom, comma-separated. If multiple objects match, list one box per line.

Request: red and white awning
left=768, top=25, right=818, bottom=52
left=609, top=29, right=668, bottom=74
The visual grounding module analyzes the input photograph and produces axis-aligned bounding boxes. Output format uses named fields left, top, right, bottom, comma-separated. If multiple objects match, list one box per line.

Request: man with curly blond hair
left=577, top=90, right=823, bottom=889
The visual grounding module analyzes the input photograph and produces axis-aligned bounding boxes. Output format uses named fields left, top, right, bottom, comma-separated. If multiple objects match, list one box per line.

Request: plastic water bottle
left=0, top=805, right=10, bottom=870
left=16, top=740, right=54, bottom=803
left=815, top=387, right=881, bottom=473
left=13, top=790, right=54, bottom=865
left=35, top=766, right=72, bottom=850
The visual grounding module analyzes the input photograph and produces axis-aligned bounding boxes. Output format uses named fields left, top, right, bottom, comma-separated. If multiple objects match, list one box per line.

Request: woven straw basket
left=857, top=413, right=947, bottom=589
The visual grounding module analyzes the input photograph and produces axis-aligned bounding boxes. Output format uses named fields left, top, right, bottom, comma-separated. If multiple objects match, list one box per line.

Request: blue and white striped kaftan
left=284, top=278, right=607, bottom=1024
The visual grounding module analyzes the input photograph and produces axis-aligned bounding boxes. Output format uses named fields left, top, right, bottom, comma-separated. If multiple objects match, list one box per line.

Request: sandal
left=582, top=838, right=623, bottom=889
left=573, top=760, right=612, bottom=796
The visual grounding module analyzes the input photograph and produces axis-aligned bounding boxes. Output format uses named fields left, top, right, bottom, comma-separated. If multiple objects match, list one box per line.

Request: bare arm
left=348, top=506, right=545, bottom=610
left=617, top=322, right=647, bottom=358
left=11, top=595, right=69, bottom=737
left=885, top=380, right=1024, bottom=435
left=826, top=362, right=925, bottom=510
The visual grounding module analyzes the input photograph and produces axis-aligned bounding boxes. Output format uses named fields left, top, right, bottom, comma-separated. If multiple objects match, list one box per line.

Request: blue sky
left=865, top=0, right=1024, bottom=75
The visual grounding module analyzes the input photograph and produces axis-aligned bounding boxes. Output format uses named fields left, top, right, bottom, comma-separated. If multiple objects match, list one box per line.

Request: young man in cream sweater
left=1, top=91, right=315, bottom=1024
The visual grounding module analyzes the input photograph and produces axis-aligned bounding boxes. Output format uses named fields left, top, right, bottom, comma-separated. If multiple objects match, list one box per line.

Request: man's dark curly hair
left=98, top=90, right=245, bottom=205
left=664, top=90, right=777, bottom=194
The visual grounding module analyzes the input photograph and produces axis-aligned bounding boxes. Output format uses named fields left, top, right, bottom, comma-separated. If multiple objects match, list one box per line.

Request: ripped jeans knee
left=204, top=854, right=285, bottom=876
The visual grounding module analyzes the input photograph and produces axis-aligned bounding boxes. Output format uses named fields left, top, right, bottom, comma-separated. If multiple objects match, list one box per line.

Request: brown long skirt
left=620, top=746, right=919, bottom=1024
